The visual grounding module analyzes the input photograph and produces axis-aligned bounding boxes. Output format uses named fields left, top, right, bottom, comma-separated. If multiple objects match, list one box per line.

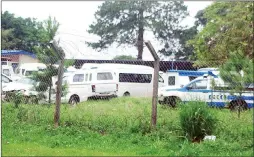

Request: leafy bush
left=12, top=91, right=24, bottom=108
left=179, top=102, right=217, bottom=142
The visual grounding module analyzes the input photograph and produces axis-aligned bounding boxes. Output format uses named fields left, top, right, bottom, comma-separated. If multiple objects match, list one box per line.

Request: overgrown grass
left=2, top=97, right=253, bottom=156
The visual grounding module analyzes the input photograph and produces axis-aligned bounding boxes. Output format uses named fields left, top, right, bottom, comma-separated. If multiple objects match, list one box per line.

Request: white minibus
left=81, top=63, right=165, bottom=97
left=59, top=67, right=118, bottom=105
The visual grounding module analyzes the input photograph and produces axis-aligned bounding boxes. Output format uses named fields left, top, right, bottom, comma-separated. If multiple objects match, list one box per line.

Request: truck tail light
left=92, top=85, right=96, bottom=92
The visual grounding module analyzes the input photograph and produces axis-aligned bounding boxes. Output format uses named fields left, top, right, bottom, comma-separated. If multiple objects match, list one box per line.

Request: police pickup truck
left=158, top=73, right=254, bottom=110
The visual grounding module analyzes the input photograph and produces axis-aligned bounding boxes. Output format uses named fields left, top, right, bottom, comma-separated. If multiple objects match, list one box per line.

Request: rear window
left=97, top=72, right=113, bottom=80
left=73, top=74, right=84, bottom=82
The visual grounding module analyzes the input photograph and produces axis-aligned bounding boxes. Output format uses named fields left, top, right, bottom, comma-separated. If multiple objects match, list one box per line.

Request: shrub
left=179, top=102, right=217, bottom=142
left=13, top=91, right=24, bottom=108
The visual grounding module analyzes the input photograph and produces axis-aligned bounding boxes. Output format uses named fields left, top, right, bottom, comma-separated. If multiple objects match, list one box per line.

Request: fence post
left=51, top=40, right=65, bottom=128
left=145, top=41, right=160, bottom=128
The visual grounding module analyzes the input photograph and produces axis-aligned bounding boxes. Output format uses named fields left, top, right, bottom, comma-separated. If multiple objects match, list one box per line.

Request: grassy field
left=2, top=97, right=253, bottom=156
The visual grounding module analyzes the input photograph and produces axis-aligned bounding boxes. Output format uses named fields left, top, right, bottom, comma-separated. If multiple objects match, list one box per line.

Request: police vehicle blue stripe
left=227, top=95, right=254, bottom=101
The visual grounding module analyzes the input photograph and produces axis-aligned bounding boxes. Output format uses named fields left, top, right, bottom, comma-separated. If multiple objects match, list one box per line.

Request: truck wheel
left=69, top=95, right=79, bottom=106
left=229, top=99, right=248, bottom=111
left=164, top=97, right=181, bottom=108
left=123, top=92, right=130, bottom=97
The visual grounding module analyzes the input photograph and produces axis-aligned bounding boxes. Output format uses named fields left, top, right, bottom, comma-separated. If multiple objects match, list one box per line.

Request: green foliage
left=220, top=50, right=253, bottom=94
left=13, top=91, right=24, bottom=108
left=194, top=9, right=208, bottom=27
left=113, top=55, right=136, bottom=60
left=179, top=102, right=217, bottom=142
left=64, top=59, right=75, bottom=67
left=31, top=16, right=60, bottom=103
left=2, top=98, right=253, bottom=156
left=159, top=26, right=198, bottom=60
left=1, top=11, right=43, bottom=51
left=189, top=2, right=254, bottom=66
left=87, top=1, right=188, bottom=60
left=219, top=50, right=253, bottom=115
left=1, top=28, right=19, bottom=49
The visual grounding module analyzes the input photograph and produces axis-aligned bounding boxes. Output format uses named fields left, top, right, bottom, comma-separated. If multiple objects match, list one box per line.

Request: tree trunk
left=54, top=59, right=64, bottom=128
left=137, top=7, right=144, bottom=60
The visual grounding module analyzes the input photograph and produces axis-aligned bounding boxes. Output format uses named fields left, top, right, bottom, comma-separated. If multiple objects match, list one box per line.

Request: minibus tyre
left=123, top=92, right=130, bottom=97
left=69, top=96, right=79, bottom=106
left=27, top=95, right=38, bottom=104
left=164, top=96, right=181, bottom=108
left=229, top=99, right=248, bottom=111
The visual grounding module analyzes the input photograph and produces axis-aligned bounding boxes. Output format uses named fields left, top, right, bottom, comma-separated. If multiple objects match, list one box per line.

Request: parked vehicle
left=1, top=73, right=13, bottom=99
left=2, top=77, right=37, bottom=93
left=59, top=67, right=118, bottom=105
left=2, top=65, right=20, bottom=81
left=1, top=73, right=13, bottom=88
left=2, top=77, right=39, bottom=102
left=159, top=70, right=219, bottom=91
left=158, top=72, right=254, bottom=109
left=15, top=63, right=46, bottom=77
left=81, top=63, right=165, bottom=97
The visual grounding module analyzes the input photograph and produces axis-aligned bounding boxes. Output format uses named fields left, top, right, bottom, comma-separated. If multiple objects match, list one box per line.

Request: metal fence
left=1, top=56, right=253, bottom=111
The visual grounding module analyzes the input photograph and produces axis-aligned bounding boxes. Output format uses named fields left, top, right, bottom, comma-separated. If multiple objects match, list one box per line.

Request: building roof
left=1, top=50, right=37, bottom=58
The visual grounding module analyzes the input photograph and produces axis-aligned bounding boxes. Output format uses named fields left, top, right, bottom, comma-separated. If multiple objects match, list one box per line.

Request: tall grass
left=2, top=97, right=253, bottom=156
left=179, top=101, right=217, bottom=142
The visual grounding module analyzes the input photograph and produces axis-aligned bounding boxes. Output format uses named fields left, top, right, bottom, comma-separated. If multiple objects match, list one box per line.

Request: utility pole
left=145, top=41, right=160, bottom=128
left=51, top=40, right=65, bottom=128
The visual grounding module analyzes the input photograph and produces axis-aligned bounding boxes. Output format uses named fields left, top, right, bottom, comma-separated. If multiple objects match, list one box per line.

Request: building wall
left=1, top=54, right=40, bottom=72
left=19, top=55, right=39, bottom=64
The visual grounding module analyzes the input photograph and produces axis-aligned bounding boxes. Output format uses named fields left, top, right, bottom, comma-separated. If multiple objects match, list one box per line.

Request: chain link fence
left=1, top=54, right=253, bottom=110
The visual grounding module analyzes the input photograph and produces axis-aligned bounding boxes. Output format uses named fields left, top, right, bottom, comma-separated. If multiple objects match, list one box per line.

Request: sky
left=2, top=1, right=213, bottom=61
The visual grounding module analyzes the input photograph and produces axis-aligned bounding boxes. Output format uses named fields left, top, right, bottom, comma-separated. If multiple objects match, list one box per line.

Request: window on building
left=1, top=62, right=7, bottom=65
left=73, top=74, right=84, bottom=82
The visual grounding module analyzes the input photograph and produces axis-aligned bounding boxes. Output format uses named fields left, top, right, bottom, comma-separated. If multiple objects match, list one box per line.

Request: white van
left=60, top=68, right=118, bottom=105
left=81, top=63, right=164, bottom=97
left=16, top=63, right=46, bottom=76
left=2, top=65, right=21, bottom=81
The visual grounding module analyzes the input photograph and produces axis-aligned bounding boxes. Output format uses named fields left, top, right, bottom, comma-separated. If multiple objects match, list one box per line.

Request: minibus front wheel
left=69, top=95, right=80, bottom=106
